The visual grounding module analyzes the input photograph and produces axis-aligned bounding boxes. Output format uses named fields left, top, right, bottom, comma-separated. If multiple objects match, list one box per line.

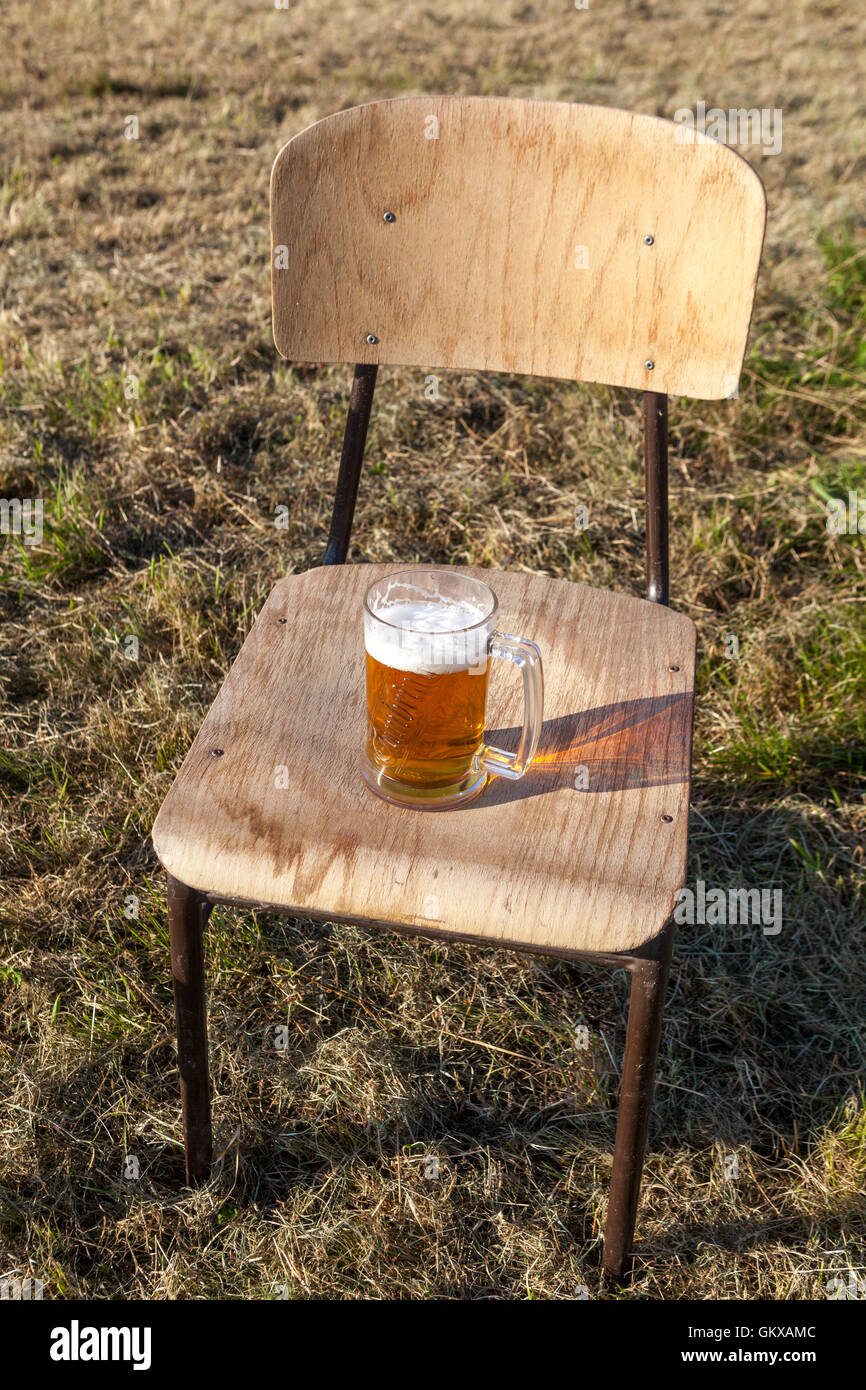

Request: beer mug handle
left=476, top=632, right=544, bottom=781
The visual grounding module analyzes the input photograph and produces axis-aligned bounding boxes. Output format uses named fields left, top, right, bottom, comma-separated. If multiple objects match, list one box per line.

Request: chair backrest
left=269, top=97, right=766, bottom=599
left=270, top=96, right=765, bottom=399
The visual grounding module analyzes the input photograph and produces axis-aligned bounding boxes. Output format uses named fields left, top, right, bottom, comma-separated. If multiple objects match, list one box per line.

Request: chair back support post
left=323, top=363, right=378, bottom=565
left=644, top=391, right=669, bottom=606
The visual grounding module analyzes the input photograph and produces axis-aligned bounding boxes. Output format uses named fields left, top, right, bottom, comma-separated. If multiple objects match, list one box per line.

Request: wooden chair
left=152, top=96, right=765, bottom=1282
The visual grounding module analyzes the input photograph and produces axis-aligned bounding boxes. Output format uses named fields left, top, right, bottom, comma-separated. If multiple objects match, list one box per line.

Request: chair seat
left=152, top=564, right=696, bottom=957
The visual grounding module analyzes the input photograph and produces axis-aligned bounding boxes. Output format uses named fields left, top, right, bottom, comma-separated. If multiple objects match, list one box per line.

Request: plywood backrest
left=270, top=96, right=766, bottom=400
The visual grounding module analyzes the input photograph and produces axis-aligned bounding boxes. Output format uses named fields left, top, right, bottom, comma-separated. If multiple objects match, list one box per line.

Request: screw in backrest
left=383, top=211, right=396, bottom=223
left=365, top=333, right=379, bottom=345
left=210, top=748, right=224, bottom=757
left=644, top=359, right=655, bottom=371
left=643, top=234, right=654, bottom=245
left=661, top=813, right=673, bottom=822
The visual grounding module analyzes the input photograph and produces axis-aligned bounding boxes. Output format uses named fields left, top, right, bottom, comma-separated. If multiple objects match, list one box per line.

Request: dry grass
left=0, top=0, right=864, bottom=1299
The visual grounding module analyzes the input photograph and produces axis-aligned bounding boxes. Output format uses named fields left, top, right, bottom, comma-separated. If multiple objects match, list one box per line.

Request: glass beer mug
left=362, top=569, right=544, bottom=808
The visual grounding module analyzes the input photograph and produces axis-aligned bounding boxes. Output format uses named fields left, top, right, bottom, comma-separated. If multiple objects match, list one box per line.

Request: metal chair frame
left=166, top=373, right=674, bottom=1283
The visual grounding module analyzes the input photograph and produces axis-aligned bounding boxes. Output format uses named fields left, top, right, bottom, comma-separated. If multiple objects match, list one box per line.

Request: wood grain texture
left=270, top=96, right=766, bottom=400
left=152, top=565, right=696, bottom=955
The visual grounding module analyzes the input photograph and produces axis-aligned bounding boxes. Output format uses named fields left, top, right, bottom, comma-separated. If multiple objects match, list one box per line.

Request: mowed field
left=1, top=0, right=864, bottom=1299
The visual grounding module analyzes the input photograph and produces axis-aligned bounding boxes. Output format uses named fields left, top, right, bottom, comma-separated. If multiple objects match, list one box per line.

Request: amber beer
left=362, top=569, right=544, bottom=809
left=365, top=646, right=490, bottom=790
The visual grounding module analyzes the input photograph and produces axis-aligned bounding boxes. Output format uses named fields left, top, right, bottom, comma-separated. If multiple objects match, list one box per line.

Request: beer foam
left=365, top=598, right=489, bottom=674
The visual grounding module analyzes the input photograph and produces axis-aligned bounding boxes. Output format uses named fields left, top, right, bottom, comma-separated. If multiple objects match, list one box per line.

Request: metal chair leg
left=167, top=874, right=213, bottom=1183
left=602, top=924, right=674, bottom=1280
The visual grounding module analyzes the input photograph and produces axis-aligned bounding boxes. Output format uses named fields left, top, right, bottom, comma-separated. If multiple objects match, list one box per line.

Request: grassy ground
left=1, top=0, right=864, bottom=1299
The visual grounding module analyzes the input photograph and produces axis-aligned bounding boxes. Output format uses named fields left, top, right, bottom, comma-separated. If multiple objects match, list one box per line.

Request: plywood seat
left=153, top=563, right=696, bottom=957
